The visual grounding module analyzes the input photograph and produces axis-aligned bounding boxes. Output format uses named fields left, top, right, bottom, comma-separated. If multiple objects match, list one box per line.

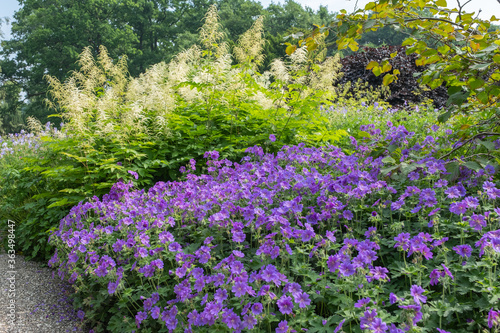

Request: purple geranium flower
left=453, top=244, right=472, bottom=258
left=277, top=295, right=294, bottom=315
left=410, top=285, right=427, bottom=304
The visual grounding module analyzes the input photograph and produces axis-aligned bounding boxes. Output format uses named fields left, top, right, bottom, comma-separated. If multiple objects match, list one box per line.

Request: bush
left=338, top=46, right=448, bottom=108
left=49, top=122, right=500, bottom=332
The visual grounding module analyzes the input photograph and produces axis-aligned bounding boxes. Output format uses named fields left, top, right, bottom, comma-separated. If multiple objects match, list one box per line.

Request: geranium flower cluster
left=0, top=122, right=63, bottom=159
left=48, top=123, right=500, bottom=332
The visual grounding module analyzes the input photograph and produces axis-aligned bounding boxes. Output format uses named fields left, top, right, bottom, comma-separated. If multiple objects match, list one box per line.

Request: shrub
left=338, top=46, right=448, bottom=108
left=49, top=122, right=500, bottom=332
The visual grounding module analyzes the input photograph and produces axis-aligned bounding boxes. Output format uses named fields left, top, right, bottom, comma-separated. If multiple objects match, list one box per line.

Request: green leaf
left=366, top=61, right=379, bottom=70
left=47, top=198, right=69, bottom=208
left=382, top=156, right=396, bottom=164
left=383, top=73, right=394, bottom=85
left=479, top=140, right=496, bottom=151
left=381, top=165, right=400, bottom=175
left=358, top=130, right=371, bottom=138
left=470, top=62, right=492, bottom=71
left=438, top=109, right=452, bottom=123
left=464, top=161, right=481, bottom=171
left=445, top=162, right=460, bottom=181
left=446, top=89, right=470, bottom=107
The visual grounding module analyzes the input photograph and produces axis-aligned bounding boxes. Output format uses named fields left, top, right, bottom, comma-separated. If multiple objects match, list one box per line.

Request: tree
left=0, top=0, right=214, bottom=125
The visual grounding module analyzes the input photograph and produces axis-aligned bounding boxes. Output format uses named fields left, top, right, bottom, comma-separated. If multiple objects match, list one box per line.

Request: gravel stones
left=0, top=252, right=87, bottom=333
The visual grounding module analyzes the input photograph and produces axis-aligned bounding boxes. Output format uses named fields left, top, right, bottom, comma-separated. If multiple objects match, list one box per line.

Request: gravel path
left=0, top=251, right=87, bottom=333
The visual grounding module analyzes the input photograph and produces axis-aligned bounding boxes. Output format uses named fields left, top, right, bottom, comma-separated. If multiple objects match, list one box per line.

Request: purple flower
left=269, top=134, right=276, bottom=142
left=441, top=264, right=454, bottom=280
left=214, top=288, right=228, bottom=304
left=394, top=233, right=410, bottom=251
left=222, top=308, right=241, bottom=330
left=77, top=310, right=85, bottom=320
left=159, top=231, right=174, bottom=244
left=213, top=273, right=225, bottom=287
left=485, top=165, right=496, bottom=175
left=410, top=285, right=427, bottom=304
left=277, top=295, right=294, bottom=315
left=251, top=303, right=263, bottom=315
left=391, top=200, right=405, bottom=211
left=371, top=317, right=388, bottom=333
left=108, top=281, right=118, bottom=295
left=326, top=230, right=336, bottom=243
left=295, top=292, right=311, bottom=308
left=354, top=297, right=371, bottom=308
left=364, top=227, right=377, bottom=238
left=445, top=187, right=462, bottom=199
left=68, top=253, right=79, bottom=264
left=232, top=231, right=246, bottom=243
left=343, top=210, right=353, bottom=220
left=242, top=314, right=257, bottom=329
left=370, top=266, right=389, bottom=281
left=327, top=255, right=341, bottom=272
left=434, top=179, right=448, bottom=188
left=463, top=196, right=479, bottom=209
left=389, top=293, right=398, bottom=304
left=428, top=208, right=440, bottom=216
left=449, top=201, right=467, bottom=215
left=453, top=244, right=472, bottom=258
left=276, top=320, right=289, bottom=333
left=334, top=319, right=346, bottom=333
left=408, top=171, right=419, bottom=181
left=429, top=269, right=442, bottom=286
left=360, top=308, right=377, bottom=330
left=339, top=262, right=356, bottom=277
left=286, top=283, right=302, bottom=297
left=128, top=170, right=139, bottom=180
left=168, top=242, right=182, bottom=252
left=468, top=213, right=486, bottom=232
left=488, top=308, right=500, bottom=328
left=437, top=329, right=450, bottom=333
left=151, top=306, right=160, bottom=320
left=135, top=311, right=148, bottom=328
left=232, top=281, right=248, bottom=297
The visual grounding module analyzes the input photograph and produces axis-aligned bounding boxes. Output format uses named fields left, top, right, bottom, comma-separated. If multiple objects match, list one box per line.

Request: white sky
left=261, top=0, right=499, bottom=19
left=1, top=0, right=500, bottom=40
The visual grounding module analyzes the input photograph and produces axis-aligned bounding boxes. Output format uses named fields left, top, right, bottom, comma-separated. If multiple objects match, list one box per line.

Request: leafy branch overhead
left=296, top=0, right=500, bottom=119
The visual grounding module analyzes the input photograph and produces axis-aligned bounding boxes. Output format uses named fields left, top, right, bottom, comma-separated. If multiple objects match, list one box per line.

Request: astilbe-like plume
left=198, top=4, right=225, bottom=54
left=309, top=54, right=344, bottom=98
left=26, top=116, right=44, bottom=134
left=233, top=16, right=266, bottom=69
left=127, top=62, right=174, bottom=136
left=288, top=46, right=309, bottom=73
left=270, top=59, right=290, bottom=84
left=45, top=46, right=132, bottom=139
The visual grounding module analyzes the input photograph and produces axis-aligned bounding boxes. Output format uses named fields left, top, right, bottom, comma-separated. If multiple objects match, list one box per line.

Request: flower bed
left=48, top=124, right=500, bottom=332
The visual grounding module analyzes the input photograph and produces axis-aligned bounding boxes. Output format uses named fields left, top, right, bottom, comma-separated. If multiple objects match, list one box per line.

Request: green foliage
left=0, top=7, right=351, bottom=261
left=0, top=78, right=23, bottom=135
left=0, top=0, right=339, bottom=132
left=332, top=0, right=500, bottom=116
left=290, top=0, right=500, bottom=166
